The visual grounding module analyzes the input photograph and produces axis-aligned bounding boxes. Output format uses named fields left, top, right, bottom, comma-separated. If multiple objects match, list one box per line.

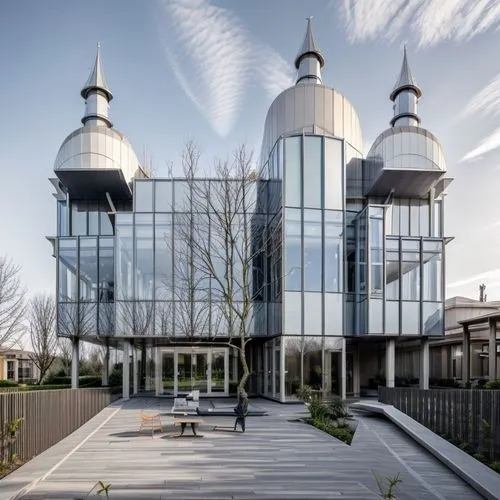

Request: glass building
left=49, top=24, right=451, bottom=401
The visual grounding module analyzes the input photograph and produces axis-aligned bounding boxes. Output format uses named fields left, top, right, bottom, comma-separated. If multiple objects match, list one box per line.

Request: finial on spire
left=81, top=44, right=113, bottom=127
left=295, top=17, right=324, bottom=85
left=390, top=46, right=422, bottom=127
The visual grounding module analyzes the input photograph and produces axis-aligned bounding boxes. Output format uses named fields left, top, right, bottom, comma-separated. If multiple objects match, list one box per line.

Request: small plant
left=328, top=397, right=348, bottom=419
left=374, top=472, right=402, bottom=499
left=480, top=418, right=492, bottom=460
left=308, top=399, right=330, bottom=421
left=0, top=417, right=23, bottom=467
left=489, top=461, right=500, bottom=473
left=296, top=385, right=313, bottom=403
left=85, top=480, right=111, bottom=499
left=483, top=379, right=500, bottom=390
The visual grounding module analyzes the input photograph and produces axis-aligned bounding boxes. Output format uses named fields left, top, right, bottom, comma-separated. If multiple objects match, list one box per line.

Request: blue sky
left=1, top=0, right=500, bottom=301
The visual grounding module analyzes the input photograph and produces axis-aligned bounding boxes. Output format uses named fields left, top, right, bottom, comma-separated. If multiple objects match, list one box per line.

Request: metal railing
left=0, top=388, right=120, bottom=462
left=379, top=387, right=500, bottom=461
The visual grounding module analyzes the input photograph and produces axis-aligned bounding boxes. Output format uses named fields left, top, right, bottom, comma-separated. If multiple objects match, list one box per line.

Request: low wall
left=0, top=388, right=120, bottom=462
left=379, top=387, right=500, bottom=461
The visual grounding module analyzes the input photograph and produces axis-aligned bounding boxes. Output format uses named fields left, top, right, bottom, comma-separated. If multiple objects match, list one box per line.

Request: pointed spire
left=81, top=43, right=113, bottom=101
left=390, top=46, right=422, bottom=127
left=81, top=43, right=113, bottom=127
left=295, top=17, right=325, bottom=85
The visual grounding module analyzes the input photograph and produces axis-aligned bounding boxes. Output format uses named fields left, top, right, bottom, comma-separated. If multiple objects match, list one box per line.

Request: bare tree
left=28, top=294, right=57, bottom=383
left=0, top=256, right=27, bottom=349
left=57, top=301, right=96, bottom=338
left=175, top=142, right=263, bottom=403
left=58, top=337, right=72, bottom=375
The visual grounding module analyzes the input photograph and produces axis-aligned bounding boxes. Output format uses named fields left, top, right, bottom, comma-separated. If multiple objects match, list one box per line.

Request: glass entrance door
left=158, top=348, right=228, bottom=396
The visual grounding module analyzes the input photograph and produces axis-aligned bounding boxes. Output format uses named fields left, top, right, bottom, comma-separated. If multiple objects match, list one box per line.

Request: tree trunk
left=237, top=343, right=250, bottom=400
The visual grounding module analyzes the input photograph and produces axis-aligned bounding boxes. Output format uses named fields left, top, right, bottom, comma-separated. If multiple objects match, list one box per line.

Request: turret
left=390, top=46, right=422, bottom=127
left=294, top=17, right=325, bottom=85
left=81, top=43, right=113, bottom=128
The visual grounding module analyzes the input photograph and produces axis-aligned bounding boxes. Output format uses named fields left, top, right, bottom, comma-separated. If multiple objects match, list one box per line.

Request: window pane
left=58, top=239, right=78, bottom=301
left=304, top=209, right=322, bottom=291
left=155, top=181, right=173, bottom=212
left=385, top=301, right=399, bottom=334
left=79, top=237, right=98, bottom=301
left=285, top=136, right=301, bottom=207
left=155, top=214, right=173, bottom=300
left=423, top=251, right=442, bottom=301
left=304, top=292, right=322, bottom=335
left=324, top=293, right=342, bottom=335
left=369, top=298, right=383, bottom=334
left=58, top=201, right=68, bottom=236
left=324, top=138, right=343, bottom=209
left=402, top=301, right=420, bottom=334
left=423, top=302, right=443, bottom=335
left=285, top=209, right=301, bottom=291
left=174, top=181, right=190, bottom=211
left=324, top=210, right=343, bottom=292
left=116, top=214, right=134, bottom=300
left=135, top=214, right=154, bottom=299
left=284, top=291, right=301, bottom=334
left=303, top=136, right=322, bottom=208
left=285, top=337, right=302, bottom=397
left=135, top=181, right=153, bottom=212
left=71, top=202, right=87, bottom=236
left=434, top=200, right=442, bottom=237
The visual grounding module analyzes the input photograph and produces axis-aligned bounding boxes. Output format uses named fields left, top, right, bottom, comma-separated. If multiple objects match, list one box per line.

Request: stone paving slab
left=351, top=400, right=500, bottom=500
left=1, top=398, right=484, bottom=500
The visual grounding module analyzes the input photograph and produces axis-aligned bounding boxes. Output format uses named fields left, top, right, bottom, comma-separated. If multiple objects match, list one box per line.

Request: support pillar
left=145, top=347, right=151, bottom=391
left=462, top=325, right=470, bottom=384
left=353, top=342, right=360, bottom=397
left=489, top=318, right=497, bottom=381
left=133, top=346, right=139, bottom=395
left=420, top=337, right=429, bottom=389
left=386, top=338, right=395, bottom=388
left=340, top=338, right=347, bottom=400
left=102, top=342, right=109, bottom=386
left=71, top=338, right=79, bottom=389
left=122, top=340, right=130, bottom=400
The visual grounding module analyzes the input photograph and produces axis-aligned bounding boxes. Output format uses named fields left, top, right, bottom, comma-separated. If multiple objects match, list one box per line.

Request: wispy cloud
left=158, top=0, right=293, bottom=137
left=461, top=74, right=500, bottom=120
left=460, top=126, right=500, bottom=162
left=341, top=0, right=500, bottom=47
left=447, top=268, right=500, bottom=289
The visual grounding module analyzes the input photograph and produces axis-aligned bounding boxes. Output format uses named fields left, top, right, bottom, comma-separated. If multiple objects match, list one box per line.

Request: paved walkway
left=1, top=398, right=483, bottom=500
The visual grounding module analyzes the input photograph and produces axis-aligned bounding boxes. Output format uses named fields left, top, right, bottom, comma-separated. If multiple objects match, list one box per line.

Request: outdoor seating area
left=1, top=398, right=485, bottom=499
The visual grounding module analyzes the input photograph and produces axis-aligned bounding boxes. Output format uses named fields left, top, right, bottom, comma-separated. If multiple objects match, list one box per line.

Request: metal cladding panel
left=366, top=168, right=444, bottom=197
left=260, top=85, right=363, bottom=166
left=54, top=126, right=140, bottom=185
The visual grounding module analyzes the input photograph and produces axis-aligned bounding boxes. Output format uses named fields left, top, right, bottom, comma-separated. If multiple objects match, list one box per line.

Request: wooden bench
left=173, top=417, right=204, bottom=437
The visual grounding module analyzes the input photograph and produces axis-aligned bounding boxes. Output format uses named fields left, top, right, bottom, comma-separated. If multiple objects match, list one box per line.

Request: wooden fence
left=379, top=387, right=500, bottom=461
left=0, top=388, right=120, bottom=463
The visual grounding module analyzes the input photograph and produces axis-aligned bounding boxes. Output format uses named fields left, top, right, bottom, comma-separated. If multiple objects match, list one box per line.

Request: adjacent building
left=49, top=22, right=451, bottom=401
left=0, top=347, right=40, bottom=383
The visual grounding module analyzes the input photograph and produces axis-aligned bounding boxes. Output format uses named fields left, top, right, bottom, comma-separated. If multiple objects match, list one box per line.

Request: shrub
left=308, top=400, right=330, bottom=421
left=484, top=379, right=500, bottom=390
left=489, top=461, right=500, bottom=473
left=109, top=365, right=122, bottom=387
left=0, top=380, right=18, bottom=388
left=328, top=397, right=348, bottom=419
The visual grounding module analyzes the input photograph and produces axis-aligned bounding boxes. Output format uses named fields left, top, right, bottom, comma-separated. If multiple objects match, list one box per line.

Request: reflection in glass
left=79, top=238, right=98, bottom=301
left=284, top=337, right=302, bottom=397
left=285, top=209, right=301, bottom=291
left=423, top=250, right=442, bottom=301
left=423, top=302, right=443, bottom=335
left=58, top=201, right=68, bottom=236
left=369, top=298, right=383, bottom=334
left=116, top=214, right=134, bottom=300
left=303, top=337, right=322, bottom=390
left=386, top=239, right=400, bottom=300
left=155, top=214, right=173, bottom=300
left=369, top=214, right=383, bottom=294
left=135, top=214, right=154, bottom=300
left=285, top=136, right=301, bottom=206
left=324, top=138, right=343, bottom=210
left=71, top=202, right=87, bottom=236
left=303, top=136, right=322, bottom=208
left=58, top=239, right=78, bottom=301
left=304, top=209, right=322, bottom=291
left=401, top=240, right=420, bottom=301
left=325, top=211, right=343, bottom=292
